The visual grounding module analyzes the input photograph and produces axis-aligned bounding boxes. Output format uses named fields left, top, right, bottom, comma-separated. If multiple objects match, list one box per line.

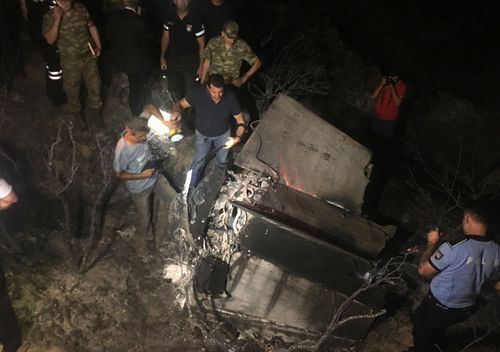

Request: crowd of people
left=1, top=1, right=262, bottom=349
left=1, top=1, right=500, bottom=352
left=18, top=0, right=261, bottom=252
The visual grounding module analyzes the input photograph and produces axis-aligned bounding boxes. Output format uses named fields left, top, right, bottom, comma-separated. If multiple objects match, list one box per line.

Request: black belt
left=428, top=292, right=476, bottom=311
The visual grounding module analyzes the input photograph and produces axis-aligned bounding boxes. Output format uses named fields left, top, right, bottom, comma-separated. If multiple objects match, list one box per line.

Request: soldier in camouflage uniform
left=201, top=20, right=261, bottom=87
left=43, top=0, right=103, bottom=128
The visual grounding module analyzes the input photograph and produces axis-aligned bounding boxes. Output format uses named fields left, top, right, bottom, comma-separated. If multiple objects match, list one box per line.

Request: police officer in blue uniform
left=412, top=203, right=500, bottom=352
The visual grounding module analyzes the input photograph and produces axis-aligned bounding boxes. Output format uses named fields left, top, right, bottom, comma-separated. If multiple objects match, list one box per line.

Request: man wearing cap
left=201, top=20, right=261, bottom=88
left=194, top=0, right=234, bottom=41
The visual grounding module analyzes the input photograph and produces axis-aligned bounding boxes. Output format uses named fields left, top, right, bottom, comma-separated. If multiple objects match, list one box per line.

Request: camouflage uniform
left=43, top=3, right=101, bottom=113
left=204, top=35, right=258, bottom=83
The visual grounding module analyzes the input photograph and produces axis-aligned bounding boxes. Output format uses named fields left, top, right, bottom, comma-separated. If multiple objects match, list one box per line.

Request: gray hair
left=125, top=117, right=149, bottom=134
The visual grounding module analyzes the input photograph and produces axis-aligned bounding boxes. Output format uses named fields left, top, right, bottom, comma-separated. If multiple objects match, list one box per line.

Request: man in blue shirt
left=412, top=204, right=500, bottom=352
left=113, top=117, right=177, bottom=254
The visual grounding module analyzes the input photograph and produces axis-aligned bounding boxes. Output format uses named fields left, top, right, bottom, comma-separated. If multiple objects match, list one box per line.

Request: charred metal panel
left=235, top=94, right=372, bottom=212
left=210, top=253, right=378, bottom=343
left=234, top=183, right=393, bottom=259
left=233, top=205, right=384, bottom=304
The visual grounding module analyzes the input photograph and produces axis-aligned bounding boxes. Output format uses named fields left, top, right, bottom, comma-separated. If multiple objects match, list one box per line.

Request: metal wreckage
left=163, top=94, right=396, bottom=346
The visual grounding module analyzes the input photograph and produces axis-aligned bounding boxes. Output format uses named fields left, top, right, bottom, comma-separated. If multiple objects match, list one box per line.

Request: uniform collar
left=465, top=234, right=490, bottom=242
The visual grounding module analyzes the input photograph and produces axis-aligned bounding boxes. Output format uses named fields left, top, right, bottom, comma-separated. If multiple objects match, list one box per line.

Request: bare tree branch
left=284, top=256, right=407, bottom=352
left=249, top=35, right=333, bottom=115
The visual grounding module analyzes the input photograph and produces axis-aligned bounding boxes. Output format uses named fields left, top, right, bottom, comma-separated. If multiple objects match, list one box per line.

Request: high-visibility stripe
left=163, top=24, right=169, bottom=31
left=48, top=76, right=62, bottom=80
left=195, top=29, right=205, bottom=37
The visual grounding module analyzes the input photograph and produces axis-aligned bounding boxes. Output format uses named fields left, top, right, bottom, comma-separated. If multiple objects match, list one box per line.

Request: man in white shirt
left=0, top=178, right=21, bottom=352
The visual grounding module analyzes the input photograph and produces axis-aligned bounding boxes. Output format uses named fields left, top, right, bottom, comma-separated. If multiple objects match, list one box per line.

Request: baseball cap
left=223, top=21, right=239, bottom=39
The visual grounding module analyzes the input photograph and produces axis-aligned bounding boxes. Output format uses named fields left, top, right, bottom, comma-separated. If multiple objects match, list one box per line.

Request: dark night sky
left=233, top=0, right=500, bottom=118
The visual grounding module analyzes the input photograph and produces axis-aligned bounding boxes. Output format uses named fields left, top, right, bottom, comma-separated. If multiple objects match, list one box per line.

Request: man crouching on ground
left=113, top=117, right=177, bottom=255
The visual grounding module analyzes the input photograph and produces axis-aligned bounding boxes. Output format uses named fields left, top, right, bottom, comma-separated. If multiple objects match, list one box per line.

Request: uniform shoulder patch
left=433, top=250, right=444, bottom=260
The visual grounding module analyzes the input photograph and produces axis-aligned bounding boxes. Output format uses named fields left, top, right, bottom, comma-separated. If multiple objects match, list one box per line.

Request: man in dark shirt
left=194, top=0, right=234, bottom=41
left=106, top=0, right=154, bottom=115
left=160, top=0, right=205, bottom=102
left=171, top=74, right=245, bottom=187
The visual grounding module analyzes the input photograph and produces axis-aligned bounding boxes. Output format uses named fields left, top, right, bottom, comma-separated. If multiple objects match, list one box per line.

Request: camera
left=385, top=75, right=398, bottom=86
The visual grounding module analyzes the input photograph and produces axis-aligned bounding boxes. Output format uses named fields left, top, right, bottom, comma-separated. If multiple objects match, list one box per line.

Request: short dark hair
left=125, top=117, right=149, bottom=134
left=207, top=74, right=225, bottom=88
left=464, top=202, right=489, bottom=226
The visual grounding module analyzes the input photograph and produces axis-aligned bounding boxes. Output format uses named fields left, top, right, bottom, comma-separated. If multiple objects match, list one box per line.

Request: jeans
left=129, top=174, right=177, bottom=241
left=190, top=130, right=230, bottom=187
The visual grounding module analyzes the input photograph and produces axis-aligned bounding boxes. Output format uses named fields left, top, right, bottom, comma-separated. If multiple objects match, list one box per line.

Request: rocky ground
left=1, top=30, right=500, bottom=352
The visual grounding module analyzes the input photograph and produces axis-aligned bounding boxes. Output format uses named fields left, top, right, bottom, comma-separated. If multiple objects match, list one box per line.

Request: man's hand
left=417, top=227, right=443, bottom=277
left=160, top=58, right=167, bottom=70
left=427, top=228, right=442, bottom=245
left=53, top=4, right=64, bottom=20
left=170, top=111, right=181, bottom=121
left=141, top=168, right=155, bottom=178
left=231, top=77, right=246, bottom=88
left=224, top=136, right=240, bottom=149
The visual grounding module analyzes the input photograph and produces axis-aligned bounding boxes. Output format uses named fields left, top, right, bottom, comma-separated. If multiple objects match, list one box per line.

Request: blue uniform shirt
left=429, top=235, right=500, bottom=308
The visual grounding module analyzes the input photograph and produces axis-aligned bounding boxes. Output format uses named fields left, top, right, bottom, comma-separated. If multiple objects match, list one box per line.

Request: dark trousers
left=0, top=260, right=21, bottom=352
left=412, top=293, right=477, bottom=352
left=127, top=72, right=150, bottom=116
left=371, top=117, right=397, bottom=143
left=42, top=42, right=66, bottom=106
left=167, top=55, right=198, bottom=102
